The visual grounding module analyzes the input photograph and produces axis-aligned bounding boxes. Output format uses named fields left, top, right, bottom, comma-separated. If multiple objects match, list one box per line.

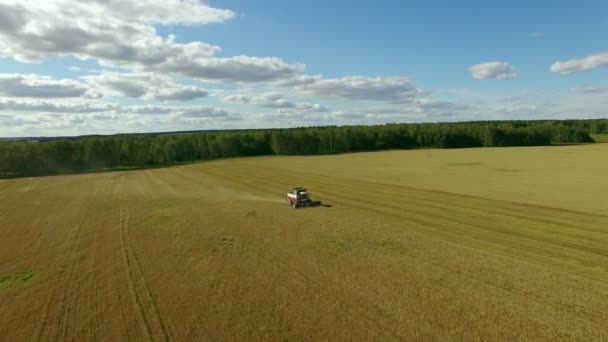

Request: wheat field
left=1, top=144, right=608, bottom=340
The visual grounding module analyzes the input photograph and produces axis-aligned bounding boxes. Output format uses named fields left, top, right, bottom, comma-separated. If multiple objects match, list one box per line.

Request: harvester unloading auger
left=286, top=187, right=322, bottom=208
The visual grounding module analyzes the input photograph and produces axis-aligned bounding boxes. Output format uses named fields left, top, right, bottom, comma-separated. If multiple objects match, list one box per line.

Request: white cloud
left=223, top=94, right=252, bottom=104
left=0, top=73, right=94, bottom=98
left=280, top=103, right=330, bottom=113
left=0, top=105, right=244, bottom=136
left=223, top=92, right=329, bottom=112
left=151, top=56, right=305, bottom=83
left=224, top=93, right=294, bottom=108
left=124, top=105, right=240, bottom=120
left=0, top=114, right=38, bottom=127
left=83, top=72, right=208, bottom=101
left=413, top=99, right=468, bottom=114
left=469, top=62, right=519, bottom=80
left=179, top=107, right=235, bottom=119
left=575, top=85, right=608, bottom=94
left=250, top=93, right=296, bottom=108
left=95, top=0, right=235, bottom=25
left=290, top=76, right=425, bottom=103
left=0, top=99, right=118, bottom=113
left=551, top=52, right=608, bottom=74
left=0, top=0, right=303, bottom=83
left=0, top=98, right=241, bottom=124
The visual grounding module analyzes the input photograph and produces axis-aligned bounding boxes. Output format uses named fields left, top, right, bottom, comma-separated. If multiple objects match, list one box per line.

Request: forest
left=0, top=119, right=606, bottom=178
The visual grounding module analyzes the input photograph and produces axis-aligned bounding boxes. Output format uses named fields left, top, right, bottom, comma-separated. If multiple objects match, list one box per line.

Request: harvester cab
left=286, top=187, right=321, bottom=208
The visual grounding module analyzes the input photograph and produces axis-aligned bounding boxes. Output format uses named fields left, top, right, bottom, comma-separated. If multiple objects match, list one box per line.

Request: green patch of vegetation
left=591, top=133, right=608, bottom=143
left=0, top=271, right=35, bottom=291
left=202, top=236, right=253, bottom=256
left=324, top=238, right=404, bottom=257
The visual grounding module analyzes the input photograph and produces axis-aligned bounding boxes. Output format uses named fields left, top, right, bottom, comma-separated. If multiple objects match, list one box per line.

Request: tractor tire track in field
left=118, top=197, right=170, bottom=342
left=32, top=195, right=89, bottom=342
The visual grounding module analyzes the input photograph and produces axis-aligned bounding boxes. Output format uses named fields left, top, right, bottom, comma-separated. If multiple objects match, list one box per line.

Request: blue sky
left=0, top=0, right=606, bottom=136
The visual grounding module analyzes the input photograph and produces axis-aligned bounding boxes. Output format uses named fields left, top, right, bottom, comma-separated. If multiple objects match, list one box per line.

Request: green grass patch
left=0, top=271, right=35, bottom=290
left=591, top=133, right=608, bottom=143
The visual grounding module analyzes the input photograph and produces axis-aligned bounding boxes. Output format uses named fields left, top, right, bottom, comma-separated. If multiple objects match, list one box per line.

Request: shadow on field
left=306, top=202, right=333, bottom=209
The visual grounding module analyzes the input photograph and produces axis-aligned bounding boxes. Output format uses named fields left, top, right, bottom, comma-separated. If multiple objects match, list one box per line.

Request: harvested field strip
left=224, top=162, right=607, bottom=228
left=224, top=163, right=608, bottom=248
left=221, top=193, right=606, bottom=334
left=244, top=165, right=608, bottom=249
left=203, top=163, right=608, bottom=280
left=207, top=160, right=608, bottom=228
left=199, top=161, right=608, bottom=332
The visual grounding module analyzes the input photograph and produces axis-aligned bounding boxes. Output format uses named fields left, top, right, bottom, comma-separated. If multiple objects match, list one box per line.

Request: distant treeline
left=1, top=119, right=606, bottom=178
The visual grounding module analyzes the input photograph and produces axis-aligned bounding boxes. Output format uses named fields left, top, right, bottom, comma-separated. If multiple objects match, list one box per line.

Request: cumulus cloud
left=224, top=93, right=329, bottom=112
left=0, top=99, right=118, bottom=113
left=551, top=52, right=608, bottom=74
left=0, top=114, right=38, bottom=127
left=0, top=97, right=241, bottom=123
left=151, top=56, right=305, bottom=83
left=83, top=72, right=207, bottom=101
left=224, top=93, right=294, bottom=108
left=124, top=105, right=240, bottom=120
left=258, top=112, right=332, bottom=126
left=469, top=62, right=519, bottom=80
left=179, top=107, right=235, bottom=119
left=280, top=103, right=330, bottom=113
left=96, top=0, right=235, bottom=25
left=0, top=0, right=303, bottom=83
left=289, top=76, right=425, bottom=103
left=0, top=104, right=244, bottom=136
left=575, top=85, right=608, bottom=94
left=413, top=99, right=468, bottom=113
left=223, top=94, right=252, bottom=104
left=0, top=73, right=94, bottom=98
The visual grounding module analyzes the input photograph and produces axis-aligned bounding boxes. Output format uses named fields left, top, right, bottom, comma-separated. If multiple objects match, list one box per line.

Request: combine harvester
left=286, top=187, right=322, bottom=208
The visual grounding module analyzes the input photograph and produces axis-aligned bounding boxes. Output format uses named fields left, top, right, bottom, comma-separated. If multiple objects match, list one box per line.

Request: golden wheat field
left=1, top=144, right=608, bottom=341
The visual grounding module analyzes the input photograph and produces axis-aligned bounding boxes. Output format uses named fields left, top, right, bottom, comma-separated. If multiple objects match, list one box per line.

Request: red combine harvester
left=286, top=187, right=321, bottom=208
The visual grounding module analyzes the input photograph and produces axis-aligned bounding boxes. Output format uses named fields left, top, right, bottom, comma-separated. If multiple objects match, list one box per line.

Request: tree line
left=1, top=119, right=605, bottom=178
